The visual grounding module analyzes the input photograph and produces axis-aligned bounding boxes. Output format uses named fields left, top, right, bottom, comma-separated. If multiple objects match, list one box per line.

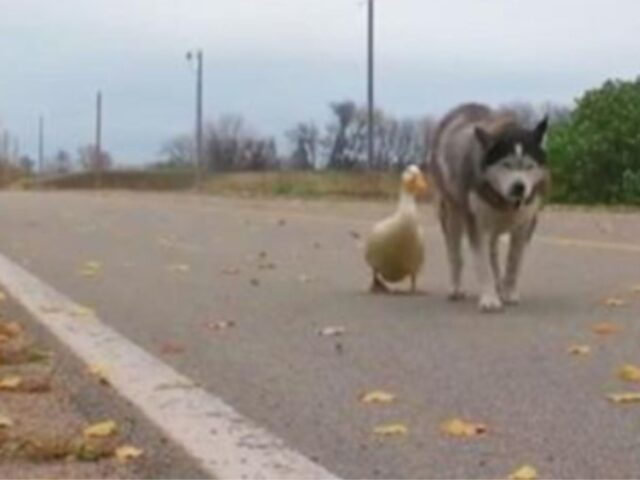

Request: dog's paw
left=448, top=289, right=466, bottom=302
left=502, top=288, right=520, bottom=305
left=478, top=292, right=503, bottom=312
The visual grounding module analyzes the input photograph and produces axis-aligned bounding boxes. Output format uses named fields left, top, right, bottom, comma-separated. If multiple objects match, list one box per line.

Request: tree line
left=1, top=98, right=570, bottom=177
left=156, top=100, right=569, bottom=173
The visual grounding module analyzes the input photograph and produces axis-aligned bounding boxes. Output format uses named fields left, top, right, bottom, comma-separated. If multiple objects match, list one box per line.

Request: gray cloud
left=1, top=0, right=639, bottom=163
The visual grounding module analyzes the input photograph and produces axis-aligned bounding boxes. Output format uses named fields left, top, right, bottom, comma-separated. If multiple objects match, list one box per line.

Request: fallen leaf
left=40, top=305, right=63, bottom=314
left=440, top=418, right=487, bottom=437
left=0, top=291, right=6, bottom=302
left=258, top=251, right=268, bottom=259
left=277, top=219, right=287, bottom=226
left=79, top=261, right=102, bottom=277
left=0, top=414, right=13, bottom=428
left=83, top=420, right=118, bottom=438
left=221, top=267, right=240, bottom=276
left=115, top=444, right=144, bottom=462
left=313, top=242, right=322, bottom=249
left=607, top=392, right=640, bottom=404
left=592, top=322, right=621, bottom=335
left=0, top=375, right=22, bottom=390
left=568, top=345, right=591, bottom=356
left=258, top=262, right=277, bottom=271
left=349, top=230, right=361, bottom=240
left=70, top=305, right=95, bottom=318
left=88, top=363, right=110, bottom=385
left=250, top=278, right=260, bottom=287
left=168, top=263, right=190, bottom=273
left=603, top=297, right=627, bottom=307
left=359, top=390, right=396, bottom=405
left=299, top=274, right=315, bottom=284
left=0, top=334, right=9, bottom=343
left=160, top=342, right=186, bottom=355
left=509, top=464, right=538, bottom=480
left=318, top=326, right=346, bottom=337
left=618, top=364, right=640, bottom=383
left=631, top=285, right=640, bottom=294
left=205, top=321, right=235, bottom=332
left=373, top=423, right=408, bottom=437
left=0, top=321, right=22, bottom=338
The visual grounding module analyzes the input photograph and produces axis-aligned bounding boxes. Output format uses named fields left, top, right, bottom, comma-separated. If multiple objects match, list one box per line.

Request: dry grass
left=203, top=170, right=401, bottom=199
left=19, top=169, right=404, bottom=200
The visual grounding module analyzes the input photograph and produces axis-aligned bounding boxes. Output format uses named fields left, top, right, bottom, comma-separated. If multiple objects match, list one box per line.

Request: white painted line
left=0, top=252, right=337, bottom=480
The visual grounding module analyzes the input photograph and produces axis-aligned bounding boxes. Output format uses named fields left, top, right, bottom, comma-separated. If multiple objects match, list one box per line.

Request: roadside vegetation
left=2, top=77, right=640, bottom=204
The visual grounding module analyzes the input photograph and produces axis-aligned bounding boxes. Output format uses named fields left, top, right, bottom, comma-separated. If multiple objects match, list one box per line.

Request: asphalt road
left=1, top=191, right=640, bottom=479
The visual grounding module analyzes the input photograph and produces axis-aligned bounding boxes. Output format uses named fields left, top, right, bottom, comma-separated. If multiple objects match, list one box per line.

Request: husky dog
left=428, top=103, right=549, bottom=312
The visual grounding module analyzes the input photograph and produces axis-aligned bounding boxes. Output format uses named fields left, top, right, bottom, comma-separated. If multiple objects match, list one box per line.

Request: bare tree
left=326, top=101, right=358, bottom=169
left=159, top=134, right=194, bottom=167
left=321, top=101, right=431, bottom=171
left=204, top=115, right=279, bottom=172
left=286, top=122, right=319, bottom=170
left=51, top=149, right=73, bottom=174
left=77, top=144, right=113, bottom=171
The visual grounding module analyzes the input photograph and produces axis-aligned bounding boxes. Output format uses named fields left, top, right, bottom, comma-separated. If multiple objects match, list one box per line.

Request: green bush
left=548, top=78, right=640, bottom=204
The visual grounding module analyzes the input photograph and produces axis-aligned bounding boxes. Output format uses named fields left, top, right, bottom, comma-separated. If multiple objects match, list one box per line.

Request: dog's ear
left=533, top=116, right=548, bottom=145
left=474, top=126, right=493, bottom=150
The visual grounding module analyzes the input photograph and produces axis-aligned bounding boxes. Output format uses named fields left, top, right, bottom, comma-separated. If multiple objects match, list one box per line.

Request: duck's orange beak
left=414, top=172, right=429, bottom=196
left=405, top=171, right=428, bottom=197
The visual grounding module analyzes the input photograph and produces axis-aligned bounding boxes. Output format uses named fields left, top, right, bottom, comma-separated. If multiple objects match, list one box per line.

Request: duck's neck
left=398, top=189, right=417, bottom=214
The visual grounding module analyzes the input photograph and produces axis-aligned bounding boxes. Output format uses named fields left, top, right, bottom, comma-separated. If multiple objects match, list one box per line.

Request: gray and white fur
left=428, top=103, right=550, bottom=312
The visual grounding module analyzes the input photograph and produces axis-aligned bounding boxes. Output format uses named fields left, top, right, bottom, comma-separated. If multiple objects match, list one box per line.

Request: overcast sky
left=1, top=0, right=639, bottom=164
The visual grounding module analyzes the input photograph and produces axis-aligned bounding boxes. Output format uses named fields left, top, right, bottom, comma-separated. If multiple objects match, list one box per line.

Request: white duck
left=365, top=164, right=428, bottom=293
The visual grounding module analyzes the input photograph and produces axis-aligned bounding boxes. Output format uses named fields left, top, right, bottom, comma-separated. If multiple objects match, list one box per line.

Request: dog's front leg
left=502, top=227, right=529, bottom=305
left=473, top=233, right=503, bottom=312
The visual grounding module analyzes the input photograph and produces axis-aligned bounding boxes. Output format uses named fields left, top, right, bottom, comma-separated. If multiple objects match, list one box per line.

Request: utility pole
left=38, top=115, right=44, bottom=175
left=95, top=90, right=102, bottom=188
left=367, top=0, right=375, bottom=169
left=187, top=49, right=204, bottom=190
left=195, top=50, right=204, bottom=189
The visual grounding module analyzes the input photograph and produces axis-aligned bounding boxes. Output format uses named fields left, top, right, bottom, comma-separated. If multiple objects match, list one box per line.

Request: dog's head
left=474, top=117, right=549, bottom=207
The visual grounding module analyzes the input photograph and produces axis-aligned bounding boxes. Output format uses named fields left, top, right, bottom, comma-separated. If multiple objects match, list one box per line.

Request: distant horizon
left=2, top=0, right=639, bottom=165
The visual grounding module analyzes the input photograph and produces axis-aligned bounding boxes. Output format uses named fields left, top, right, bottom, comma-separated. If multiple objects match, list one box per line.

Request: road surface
left=1, top=191, right=640, bottom=479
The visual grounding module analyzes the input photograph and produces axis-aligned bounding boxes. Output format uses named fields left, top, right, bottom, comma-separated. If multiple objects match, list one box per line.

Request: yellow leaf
left=79, top=261, right=102, bottom=277
left=373, top=422, right=408, bottom=437
left=359, top=390, right=396, bottom=405
left=70, top=305, right=95, bottom=318
left=318, top=326, right=346, bottom=337
left=0, top=414, right=13, bottom=428
left=0, top=291, right=6, bottom=302
left=592, top=322, right=620, bottom=335
left=568, top=345, right=591, bottom=356
left=0, top=321, right=22, bottom=337
left=603, top=297, right=626, bottom=307
left=83, top=420, right=118, bottom=438
left=607, top=392, right=640, bottom=404
left=631, top=284, right=640, bottom=294
left=440, top=418, right=487, bottom=437
left=221, top=267, right=240, bottom=276
left=618, top=364, right=640, bottom=383
left=509, top=464, right=538, bottom=480
left=115, top=444, right=144, bottom=462
left=88, top=363, right=110, bottom=385
left=0, top=375, right=22, bottom=390
left=41, top=305, right=62, bottom=314
left=169, top=263, right=190, bottom=273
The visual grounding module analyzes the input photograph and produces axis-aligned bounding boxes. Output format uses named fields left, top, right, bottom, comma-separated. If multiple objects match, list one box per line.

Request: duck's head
left=401, top=165, right=428, bottom=197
